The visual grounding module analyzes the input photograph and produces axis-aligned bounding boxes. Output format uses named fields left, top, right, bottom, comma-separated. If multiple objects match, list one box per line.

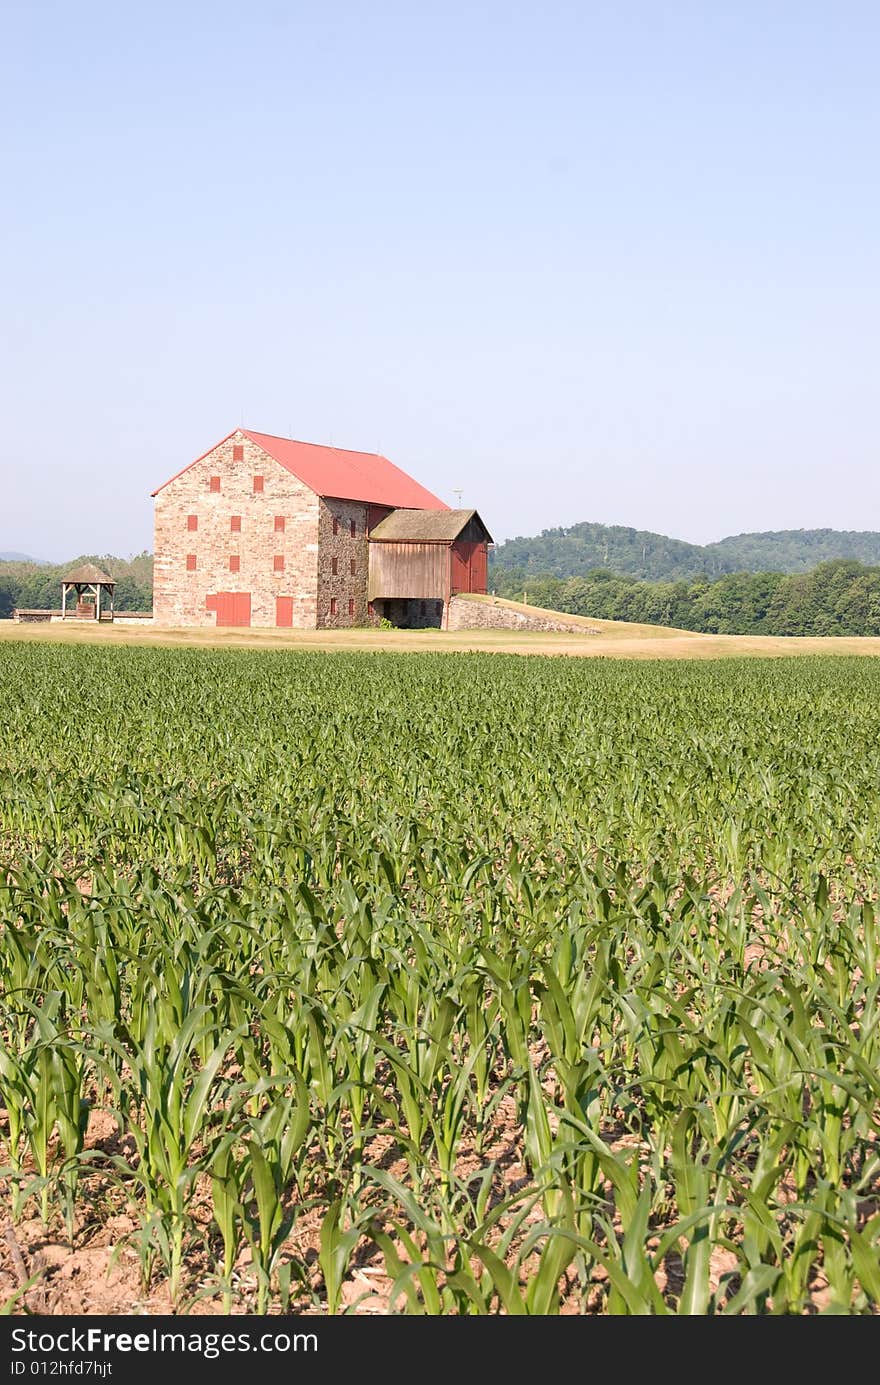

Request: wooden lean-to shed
left=367, top=509, right=493, bottom=627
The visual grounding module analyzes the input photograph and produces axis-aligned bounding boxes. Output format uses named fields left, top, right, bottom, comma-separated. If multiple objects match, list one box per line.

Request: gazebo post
left=96, top=584, right=101, bottom=621
left=62, top=585, right=67, bottom=620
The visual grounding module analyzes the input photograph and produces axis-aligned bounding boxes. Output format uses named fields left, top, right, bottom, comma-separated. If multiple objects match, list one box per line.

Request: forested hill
left=490, top=524, right=880, bottom=582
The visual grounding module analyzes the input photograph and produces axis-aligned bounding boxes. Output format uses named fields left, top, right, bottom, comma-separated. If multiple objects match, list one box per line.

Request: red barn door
left=469, top=543, right=488, bottom=593
left=450, top=542, right=487, bottom=594
left=449, top=545, right=469, bottom=595
left=208, top=592, right=252, bottom=627
left=276, top=596, right=293, bottom=627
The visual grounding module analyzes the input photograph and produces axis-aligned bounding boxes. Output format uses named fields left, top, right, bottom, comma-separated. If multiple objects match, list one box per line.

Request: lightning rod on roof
left=452, top=488, right=464, bottom=506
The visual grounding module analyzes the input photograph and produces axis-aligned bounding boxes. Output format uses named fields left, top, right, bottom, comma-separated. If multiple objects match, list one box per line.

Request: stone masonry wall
left=153, top=431, right=320, bottom=628
left=447, top=595, right=599, bottom=635
left=316, top=499, right=369, bottom=628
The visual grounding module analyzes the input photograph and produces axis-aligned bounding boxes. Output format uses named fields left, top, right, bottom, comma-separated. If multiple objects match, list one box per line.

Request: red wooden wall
left=449, top=542, right=488, bottom=595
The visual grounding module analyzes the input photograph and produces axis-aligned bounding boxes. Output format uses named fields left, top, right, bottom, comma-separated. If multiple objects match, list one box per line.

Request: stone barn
left=152, top=428, right=492, bottom=629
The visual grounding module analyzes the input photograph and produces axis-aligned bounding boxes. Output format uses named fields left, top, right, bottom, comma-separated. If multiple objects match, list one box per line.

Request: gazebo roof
left=62, top=563, right=116, bottom=586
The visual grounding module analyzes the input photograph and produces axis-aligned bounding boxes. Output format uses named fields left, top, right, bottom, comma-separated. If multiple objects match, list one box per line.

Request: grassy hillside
left=491, top=522, right=880, bottom=582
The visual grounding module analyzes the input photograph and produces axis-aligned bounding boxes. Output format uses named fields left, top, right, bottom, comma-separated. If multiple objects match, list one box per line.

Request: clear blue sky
left=2, top=1, right=878, bottom=559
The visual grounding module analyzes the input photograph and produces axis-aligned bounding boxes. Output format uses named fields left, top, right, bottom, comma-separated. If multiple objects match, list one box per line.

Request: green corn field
left=1, top=642, right=880, bottom=1314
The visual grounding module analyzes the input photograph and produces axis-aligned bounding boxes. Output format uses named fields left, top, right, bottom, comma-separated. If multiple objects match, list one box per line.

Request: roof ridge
left=244, top=428, right=383, bottom=460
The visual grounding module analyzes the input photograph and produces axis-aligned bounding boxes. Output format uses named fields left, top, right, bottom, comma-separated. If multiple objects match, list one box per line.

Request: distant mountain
left=0, top=551, right=48, bottom=563
left=708, top=529, right=880, bottom=572
left=490, top=524, right=880, bottom=583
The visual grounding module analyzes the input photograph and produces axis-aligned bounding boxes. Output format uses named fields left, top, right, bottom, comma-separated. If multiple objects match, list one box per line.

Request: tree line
left=491, top=560, right=880, bottom=636
left=5, top=551, right=880, bottom=637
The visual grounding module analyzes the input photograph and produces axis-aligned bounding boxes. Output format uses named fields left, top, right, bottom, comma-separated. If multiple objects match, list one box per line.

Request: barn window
left=274, top=515, right=285, bottom=532
left=229, top=555, right=240, bottom=573
left=348, top=598, right=355, bottom=616
left=331, top=557, right=338, bottom=575
left=232, top=444, right=244, bottom=462
left=330, top=597, right=338, bottom=616
left=186, top=554, right=197, bottom=571
left=230, top=515, right=241, bottom=533
left=209, top=476, right=221, bottom=493
left=253, top=475, right=264, bottom=493
left=274, top=555, right=285, bottom=572
left=187, top=515, right=198, bottom=531
left=349, top=518, right=356, bottom=537
left=332, top=516, right=339, bottom=535
left=350, top=558, right=356, bottom=576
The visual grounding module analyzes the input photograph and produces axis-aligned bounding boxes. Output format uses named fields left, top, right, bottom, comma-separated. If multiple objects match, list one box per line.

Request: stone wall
left=447, top=595, right=599, bottom=635
left=14, top=611, right=153, bottom=625
left=153, top=431, right=320, bottom=628
left=317, top=499, right=369, bottom=628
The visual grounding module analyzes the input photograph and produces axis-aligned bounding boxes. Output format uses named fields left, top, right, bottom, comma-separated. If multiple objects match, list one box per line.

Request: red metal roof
left=151, top=429, right=449, bottom=510
left=244, top=431, right=448, bottom=509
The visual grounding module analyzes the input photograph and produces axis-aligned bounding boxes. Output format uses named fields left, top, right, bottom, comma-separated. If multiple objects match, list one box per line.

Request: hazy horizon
left=9, top=517, right=880, bottom=569
left=3, top=3, right=878, bottom=558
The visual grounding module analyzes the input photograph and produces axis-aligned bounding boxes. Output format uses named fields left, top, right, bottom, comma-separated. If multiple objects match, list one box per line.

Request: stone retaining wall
left=447, top=596, right=598, bottom=635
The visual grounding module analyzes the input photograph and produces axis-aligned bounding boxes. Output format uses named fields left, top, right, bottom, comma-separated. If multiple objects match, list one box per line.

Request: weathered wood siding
left=368, top=543, right=449, bottom=600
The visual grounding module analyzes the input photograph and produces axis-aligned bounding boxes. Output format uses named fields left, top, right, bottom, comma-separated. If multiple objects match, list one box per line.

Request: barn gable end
left=153, top=430, right=320, bottom=628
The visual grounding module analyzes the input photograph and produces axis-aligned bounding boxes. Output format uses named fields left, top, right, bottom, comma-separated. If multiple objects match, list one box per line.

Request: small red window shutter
left=232, top=444, right=244, bottom=462
left=350, top=559, right=356, bottom=575
left=187, top=515, right=198, bottom=531
left=350, top=519, right=356, bottom=537
left=253, top=475, right=264, bottom=493
left=230, top=515, right=241, bottom=532
left=331, top=557, right=338, bottom=575
left=274, top=555, right=284, bottom=572
left=348, top=598, right=355, bottom=616
left=330, top=597, right=337, bottom=615
left=209, top=476, right=220, bottom=492
left=186, top=554, right=197, bottom=571
left=229, top=555, right=240, bottom=573
left=332, top=516, right=339, bottom=535
left=274, top=515, right=285, bottom=532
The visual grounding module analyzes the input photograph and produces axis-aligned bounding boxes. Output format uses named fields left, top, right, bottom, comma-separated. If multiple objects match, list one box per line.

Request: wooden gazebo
left=61, top=564, right=116, bottom=622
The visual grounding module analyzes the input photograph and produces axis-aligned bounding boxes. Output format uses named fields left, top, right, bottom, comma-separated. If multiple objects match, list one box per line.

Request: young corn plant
left=100, top=1006, right=240, bottom=1301
left=240, top=1073, right=312, bottom=1312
